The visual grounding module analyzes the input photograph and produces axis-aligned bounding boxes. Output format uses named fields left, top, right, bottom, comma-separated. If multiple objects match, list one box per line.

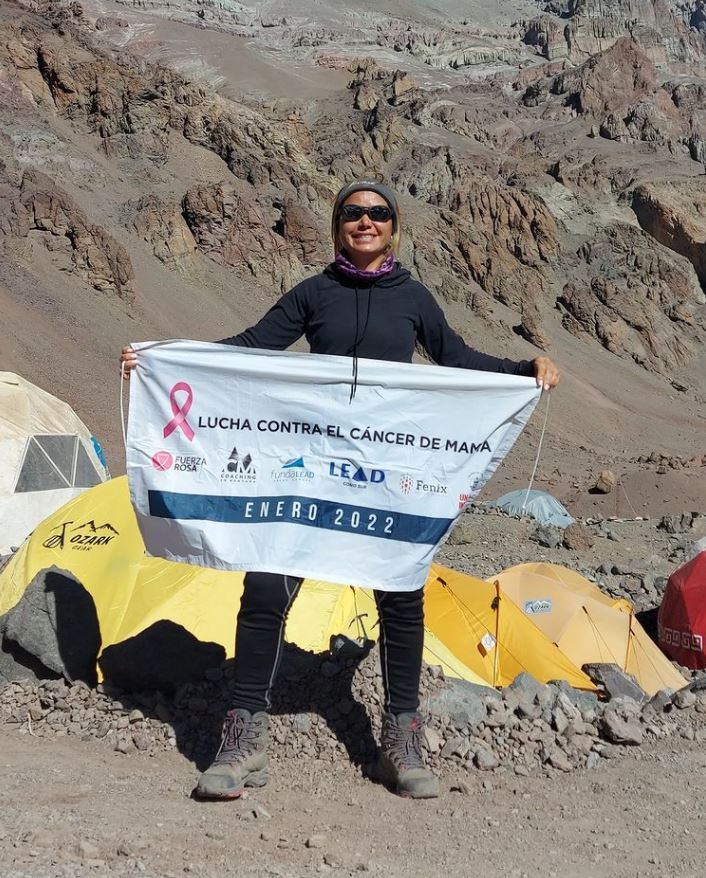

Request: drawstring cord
left=349, top=286, right=360, bottom=404
left=120, top=339, right=180, bottom=453
left=521, top=389, right=551, bottom=515
left=348, top=282, right=375, bottom=404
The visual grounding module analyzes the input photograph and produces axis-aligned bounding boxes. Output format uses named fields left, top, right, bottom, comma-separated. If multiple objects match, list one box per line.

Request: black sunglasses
left=339, top=204, right=394, bottom=223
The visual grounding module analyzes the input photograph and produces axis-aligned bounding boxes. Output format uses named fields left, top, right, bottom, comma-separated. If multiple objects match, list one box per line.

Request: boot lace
left=383, top=717, right=425, bottom=770
left=213, top=711, right=264, bottom=765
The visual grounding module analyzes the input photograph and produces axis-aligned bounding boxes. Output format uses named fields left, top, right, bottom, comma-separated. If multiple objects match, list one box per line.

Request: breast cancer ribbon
left=163, top=381, right=195, bottom=440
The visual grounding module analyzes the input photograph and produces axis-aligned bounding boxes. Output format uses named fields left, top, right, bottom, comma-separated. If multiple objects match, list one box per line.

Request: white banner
left=127, top=341, right=539, bottom=591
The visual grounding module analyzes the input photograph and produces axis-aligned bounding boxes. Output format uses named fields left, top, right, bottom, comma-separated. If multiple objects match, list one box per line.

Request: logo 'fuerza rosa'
left=151, top=451, right=173, bottom=471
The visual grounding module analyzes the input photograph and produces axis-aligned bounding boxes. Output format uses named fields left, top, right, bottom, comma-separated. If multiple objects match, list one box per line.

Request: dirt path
left=2, top=728, right=704, bottom=877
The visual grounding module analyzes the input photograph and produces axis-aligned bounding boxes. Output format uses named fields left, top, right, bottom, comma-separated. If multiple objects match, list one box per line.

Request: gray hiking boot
left=377, top=712, right=439, bottom=799
left=195, top=708, right=269, bottom=799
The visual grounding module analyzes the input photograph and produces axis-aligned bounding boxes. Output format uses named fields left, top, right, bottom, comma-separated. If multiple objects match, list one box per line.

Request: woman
left=121, top=180, right=560, bottom=800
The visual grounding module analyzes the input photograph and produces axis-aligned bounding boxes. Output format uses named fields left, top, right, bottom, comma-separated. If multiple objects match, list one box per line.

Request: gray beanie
left=332, top=180, right=399, bottom=230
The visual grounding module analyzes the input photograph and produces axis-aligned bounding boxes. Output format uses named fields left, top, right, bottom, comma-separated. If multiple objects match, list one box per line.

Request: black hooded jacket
left=219, top=263, right=534, bottom=377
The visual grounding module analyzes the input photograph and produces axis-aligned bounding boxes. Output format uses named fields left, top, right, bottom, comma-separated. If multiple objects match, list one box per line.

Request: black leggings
left=231, top=571, right=424, bottom=715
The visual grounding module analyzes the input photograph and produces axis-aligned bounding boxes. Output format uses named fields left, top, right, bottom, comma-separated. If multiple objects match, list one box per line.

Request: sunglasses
left=339, top=204, right=394, bottom=223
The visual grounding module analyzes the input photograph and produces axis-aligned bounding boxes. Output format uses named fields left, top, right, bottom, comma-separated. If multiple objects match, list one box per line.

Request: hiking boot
left=195, top=708, right=269, bottom=799
left=377, top=712, right=439, bottom=799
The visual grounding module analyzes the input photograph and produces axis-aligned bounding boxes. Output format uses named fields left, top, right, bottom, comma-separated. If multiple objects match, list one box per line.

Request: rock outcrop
left=132, top=196, right=197, bottom=269
left=631, top=180, right=706, bottom=285
left=558, top=223, right=704, bottom=372
left=524, top=0, right=706, bottom=64
left=0, top=167, right=135, bottom=298
left=1, top=0, right=705, bottom=388
left=522, top=38, right=657, bottom=117
left=181, top=182, right=308, bottom=292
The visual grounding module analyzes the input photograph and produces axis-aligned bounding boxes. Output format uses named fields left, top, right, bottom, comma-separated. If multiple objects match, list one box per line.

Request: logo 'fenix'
left=399, top=473, right=446, bottom=495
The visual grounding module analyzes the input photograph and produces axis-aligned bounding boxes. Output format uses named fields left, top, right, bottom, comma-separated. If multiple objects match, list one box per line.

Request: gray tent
left=487, top=490, right=574, bottom=528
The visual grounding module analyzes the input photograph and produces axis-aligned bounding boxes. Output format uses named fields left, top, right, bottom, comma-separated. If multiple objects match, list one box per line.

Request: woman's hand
left=532, top=355, right=560, bottom=391
left=120, top=345, right=138, bottom=380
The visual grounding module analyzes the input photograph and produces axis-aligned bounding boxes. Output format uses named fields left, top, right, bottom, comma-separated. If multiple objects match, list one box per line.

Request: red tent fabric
left=658, top=551, right=706, bottom=670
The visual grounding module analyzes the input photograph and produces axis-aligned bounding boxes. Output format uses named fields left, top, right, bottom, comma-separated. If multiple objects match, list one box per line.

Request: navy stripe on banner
left=148, top=491, right=453, bottom=545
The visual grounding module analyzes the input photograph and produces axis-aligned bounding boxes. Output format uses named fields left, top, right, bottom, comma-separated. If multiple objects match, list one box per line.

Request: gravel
left=2, top=642, right=706, bottom=779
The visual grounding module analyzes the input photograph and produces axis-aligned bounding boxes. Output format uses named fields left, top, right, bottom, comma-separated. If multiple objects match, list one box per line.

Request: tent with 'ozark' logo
left=0, top=477, right=494, bottom=687
left=0, top=372, right=109, bottom=555
left=0, top=478, right=604, bottom=692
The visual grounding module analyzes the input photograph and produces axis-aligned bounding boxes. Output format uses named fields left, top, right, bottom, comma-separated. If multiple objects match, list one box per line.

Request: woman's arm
left=218, top=283, right=310, bottom=349
left=415, top=285, right=559, bottom=388
left=120, top=284, right=311, bottom=379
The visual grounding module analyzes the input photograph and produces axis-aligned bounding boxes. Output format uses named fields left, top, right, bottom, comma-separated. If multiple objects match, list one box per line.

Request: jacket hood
left=323, top=261, right=412, bottom=288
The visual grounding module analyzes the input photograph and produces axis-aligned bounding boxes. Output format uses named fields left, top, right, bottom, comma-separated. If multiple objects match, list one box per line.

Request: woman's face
left=338, top=191, right=394, bottom=261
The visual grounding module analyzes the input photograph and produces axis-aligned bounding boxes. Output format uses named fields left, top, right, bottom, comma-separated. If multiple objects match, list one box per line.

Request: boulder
left=673, top=688, right=696, bottom=710
left=593, top=470, right=617, bottom=494
left=507, top=672, right=549, bottom=703
left=549, top=679, right=600, bottom=713
left=530, top=524, right=562, bottom=548
left=428, top=678, right=497, bottom=728
left=0, top=567, right=101, bottom=684
left=562, top=524, right=595, bottom=551
left=600, top=698, right=644, bottom=745
left=582, top=663, right=647, bottom=703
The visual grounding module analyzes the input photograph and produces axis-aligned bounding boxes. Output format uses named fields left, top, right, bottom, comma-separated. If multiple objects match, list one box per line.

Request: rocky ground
left=2, top=500, right=706, bottom=875
left=2, top=639, right=706, bottom=877
left=2, top=718, right=705, bottom=878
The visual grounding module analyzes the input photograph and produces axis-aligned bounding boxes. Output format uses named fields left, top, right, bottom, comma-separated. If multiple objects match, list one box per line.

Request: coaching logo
left=221, top=447, right=256, bottom=484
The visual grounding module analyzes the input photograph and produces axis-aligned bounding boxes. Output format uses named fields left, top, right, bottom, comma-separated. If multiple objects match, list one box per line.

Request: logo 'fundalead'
left=272, top=457, right=314, bottom=481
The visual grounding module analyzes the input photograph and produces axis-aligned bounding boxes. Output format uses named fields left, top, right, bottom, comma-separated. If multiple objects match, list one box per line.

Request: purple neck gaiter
left=335, top=250, right=395, bottom=280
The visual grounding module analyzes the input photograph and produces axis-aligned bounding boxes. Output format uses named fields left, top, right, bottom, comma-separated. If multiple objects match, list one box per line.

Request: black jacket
left=219, top=263, right=534, bottom=376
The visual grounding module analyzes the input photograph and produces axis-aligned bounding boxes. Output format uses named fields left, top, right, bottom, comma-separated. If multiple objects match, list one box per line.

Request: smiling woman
left=119, top=178, right=560, bottom=804
left=331, top=180, right=401, bottom=273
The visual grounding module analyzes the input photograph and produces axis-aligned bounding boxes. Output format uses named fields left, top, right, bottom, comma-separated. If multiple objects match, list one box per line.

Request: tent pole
left=493, top=580, right=501, bottom=688
left=625, top=609, right=633, bottom=671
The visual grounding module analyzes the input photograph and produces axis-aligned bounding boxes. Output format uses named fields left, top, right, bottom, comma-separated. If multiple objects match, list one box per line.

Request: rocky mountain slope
left=0, top=0, right=704, bottom=513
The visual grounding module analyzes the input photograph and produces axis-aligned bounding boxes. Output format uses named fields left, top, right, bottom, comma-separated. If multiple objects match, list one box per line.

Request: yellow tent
left=0, top=477, right=490, bottom=686
left=425, top=564, right=595, bottom=690
left=0, top=477, right=371, bottom=659
left=493, top=562, right=686, bottom=696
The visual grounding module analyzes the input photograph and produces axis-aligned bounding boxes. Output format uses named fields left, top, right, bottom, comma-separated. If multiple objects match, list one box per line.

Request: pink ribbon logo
left=163, top=382, right=195, bottom=441
left=151, top=451, right=173, bottom=472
